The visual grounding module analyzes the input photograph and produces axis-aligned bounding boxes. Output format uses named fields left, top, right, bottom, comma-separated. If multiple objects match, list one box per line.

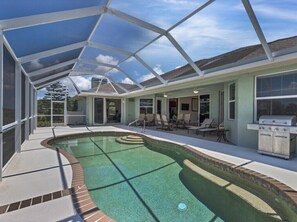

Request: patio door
left=199, top=95, right=210, bottom=124
left=157, top=99, right=162, bottom=114
left=94, top=98, right=104, bottom=124
left=169, top=98, right=178, bottom=119
left=106, top=99, right=121, bottom=123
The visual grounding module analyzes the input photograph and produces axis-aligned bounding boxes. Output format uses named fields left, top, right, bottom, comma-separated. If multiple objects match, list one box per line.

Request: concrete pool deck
left=0, top=125, right=296, bottom=221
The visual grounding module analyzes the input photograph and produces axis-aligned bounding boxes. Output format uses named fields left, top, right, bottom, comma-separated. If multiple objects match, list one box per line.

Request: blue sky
left=1, top=0, right=296, bottom=97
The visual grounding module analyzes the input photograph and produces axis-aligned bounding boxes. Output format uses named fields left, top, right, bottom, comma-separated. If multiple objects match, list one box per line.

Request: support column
left=0, top=29, right=4, bottom=182
left=121, top=99, right=125, bottom=124
left=15, top=63, right=21, bottom=153
left=25, top=77, right=29, bottom=140
left=64, top=93, right=67, bottom=126
left=34, top=89, right=37, bottom=130
left=103, top=98, right=107, bottom=124
left=50, top=94, right=53, bottom=127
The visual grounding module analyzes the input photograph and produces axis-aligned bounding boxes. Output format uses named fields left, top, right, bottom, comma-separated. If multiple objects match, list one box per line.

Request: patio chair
left=175, top=114, right=184, bottom=128
left=161, top=114, right=173, bottom=130
left=156, top=114, right=163, bottom=129
left=187, top=118, right=214, bottom=134
left=179, top=113, right=191, bottom=128
left=146, top=114, right=155, bottom=126
left=136, top=113, right=145, bottom=126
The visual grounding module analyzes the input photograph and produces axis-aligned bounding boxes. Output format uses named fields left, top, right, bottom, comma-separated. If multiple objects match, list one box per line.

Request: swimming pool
left=49, top=132, right=297, bottom=222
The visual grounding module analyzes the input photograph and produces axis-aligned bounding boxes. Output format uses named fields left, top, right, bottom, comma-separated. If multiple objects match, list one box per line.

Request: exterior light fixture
left=193, top=90, right=199, bottom=94
left=163, top=93, right=168, bottom=98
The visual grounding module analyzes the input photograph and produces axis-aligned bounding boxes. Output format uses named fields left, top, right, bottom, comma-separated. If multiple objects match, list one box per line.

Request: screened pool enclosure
left=1, top=0, right=297, bottom=180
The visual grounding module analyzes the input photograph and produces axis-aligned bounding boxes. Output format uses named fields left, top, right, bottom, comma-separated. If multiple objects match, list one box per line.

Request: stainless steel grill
left=257, top=115, right=296, bottom=159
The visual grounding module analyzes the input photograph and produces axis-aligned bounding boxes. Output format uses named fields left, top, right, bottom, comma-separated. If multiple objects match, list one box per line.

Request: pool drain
left=178, top=203, right=187, bottom=211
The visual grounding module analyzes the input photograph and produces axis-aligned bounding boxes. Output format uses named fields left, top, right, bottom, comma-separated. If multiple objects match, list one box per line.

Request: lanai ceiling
left=0, top=0, right=296, bottom=95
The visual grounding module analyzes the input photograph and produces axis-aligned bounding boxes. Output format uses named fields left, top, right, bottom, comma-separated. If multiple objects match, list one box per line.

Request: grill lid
left=259, top=115, right=296, bottom=126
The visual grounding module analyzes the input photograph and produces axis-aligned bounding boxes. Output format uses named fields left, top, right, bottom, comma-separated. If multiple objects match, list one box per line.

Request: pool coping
left=42, top=131, right=297, bottom=221
left=41, top=135, right=116, bottom=222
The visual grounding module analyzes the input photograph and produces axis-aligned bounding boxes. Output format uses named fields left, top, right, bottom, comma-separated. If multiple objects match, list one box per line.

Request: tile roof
left=140, top=36, right=297, bottom=87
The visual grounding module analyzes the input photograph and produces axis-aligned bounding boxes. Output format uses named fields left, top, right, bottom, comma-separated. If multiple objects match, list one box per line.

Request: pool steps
left=183, top=159, right=282, bottom=221
left=115, top=135, right=144, bottom=144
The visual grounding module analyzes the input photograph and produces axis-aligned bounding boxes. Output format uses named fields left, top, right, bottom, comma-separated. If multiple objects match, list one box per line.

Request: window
left=228, top=83, right=235, bottom=120
left=139, top=99, right=153, bottom=114
left=256, top=72, right=297, bottom=120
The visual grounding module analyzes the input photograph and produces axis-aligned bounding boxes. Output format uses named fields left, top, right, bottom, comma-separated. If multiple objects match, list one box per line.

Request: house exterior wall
left=83, top=61, right=297, bottom=150
left=237, top=73, right=257, bottom=148
left=126, top=98, right=136, bottom=124
left=210, top=91, right=220, bottom=126
left=225, top=62, right=297, bottom=148
left=86, top=96, right=93, bottom=125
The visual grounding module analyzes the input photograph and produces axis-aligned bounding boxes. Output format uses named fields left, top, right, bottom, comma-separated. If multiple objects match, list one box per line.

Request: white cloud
left=253, top=5, right=297, bottom=21
left=153, top=64, right=164, bottom=75
left=70, top=76, right=91, bottom=90
left=170, top=14, right=258, bottom=57
left=139, top=73, right=154, bottom=82
left=162, top=0, right=194, bottom=5
left=28, top=59, right=43, bottom=70
left=138, top=64, right=164, bottom=82
left=121, top=77, right=134, bottom=84
left=95, top=54, right=119, bottom=74
left=96, top=54, right=119, bottom=65
left=160, top=0, right=198, bottom=10
left=95, top=66, right=114, bottom=74
left=235, top=2, right=297, bottom=22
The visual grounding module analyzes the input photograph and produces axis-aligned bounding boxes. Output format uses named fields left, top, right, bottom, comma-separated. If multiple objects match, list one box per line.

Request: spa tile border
left=42, top=131, right=297, bottom=220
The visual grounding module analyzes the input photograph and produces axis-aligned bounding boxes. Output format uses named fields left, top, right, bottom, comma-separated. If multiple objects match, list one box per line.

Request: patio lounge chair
left=161, top=114, right=173, bottom=130
left=187, top=118, right=214, bottom=134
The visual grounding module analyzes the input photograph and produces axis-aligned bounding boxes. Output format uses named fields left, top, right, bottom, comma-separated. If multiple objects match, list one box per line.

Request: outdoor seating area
left=133, top=115, right=230, bottom=143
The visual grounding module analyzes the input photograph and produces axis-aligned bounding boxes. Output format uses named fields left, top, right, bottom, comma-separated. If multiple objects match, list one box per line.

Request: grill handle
left=274, top=135, right=288, bottom=139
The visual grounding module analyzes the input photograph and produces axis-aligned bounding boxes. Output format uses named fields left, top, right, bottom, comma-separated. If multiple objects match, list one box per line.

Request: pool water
left=54, top=136, right=223, bottom=222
